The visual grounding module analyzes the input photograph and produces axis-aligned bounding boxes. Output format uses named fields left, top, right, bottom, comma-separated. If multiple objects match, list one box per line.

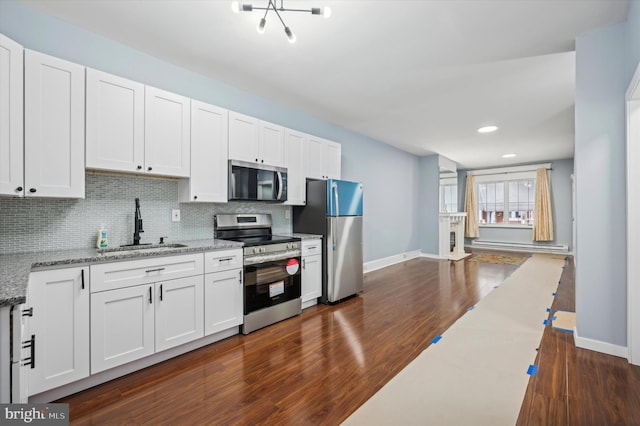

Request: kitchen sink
left=97, top=243, right=188, bottom=255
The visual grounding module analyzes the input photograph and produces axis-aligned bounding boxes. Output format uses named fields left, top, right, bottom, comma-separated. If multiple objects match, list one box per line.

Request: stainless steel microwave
left=228, top=160, right=288, bottom=202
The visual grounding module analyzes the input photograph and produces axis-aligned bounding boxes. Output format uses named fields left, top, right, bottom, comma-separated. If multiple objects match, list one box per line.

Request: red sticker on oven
left=286, top=258, right=299, bottom=275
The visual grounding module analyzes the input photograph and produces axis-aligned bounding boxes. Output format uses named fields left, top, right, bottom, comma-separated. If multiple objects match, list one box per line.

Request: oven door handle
left=244, top=250, right=301, bottom=265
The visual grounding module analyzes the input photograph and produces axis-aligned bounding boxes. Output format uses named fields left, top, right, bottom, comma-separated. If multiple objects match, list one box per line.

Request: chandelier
left=231, top=0, right=331, bottom=44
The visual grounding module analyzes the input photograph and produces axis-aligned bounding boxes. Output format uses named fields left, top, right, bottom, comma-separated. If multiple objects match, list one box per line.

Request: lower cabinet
left=26, top=267, right=90, bottom=396
left=204, top=269, right=243, bottom=335
left=203, top=249, right=244, bottom=336
left=302, top=239, right=322, bottom=308
left=91, top=275, right=204, bottom=374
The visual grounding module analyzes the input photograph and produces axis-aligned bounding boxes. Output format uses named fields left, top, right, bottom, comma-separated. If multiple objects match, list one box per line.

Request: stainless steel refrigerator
left=293, top=179, right=363, bottom=303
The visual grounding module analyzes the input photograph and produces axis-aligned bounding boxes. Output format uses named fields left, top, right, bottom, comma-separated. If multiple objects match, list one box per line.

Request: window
left=477, top=178, right=536, bottom=226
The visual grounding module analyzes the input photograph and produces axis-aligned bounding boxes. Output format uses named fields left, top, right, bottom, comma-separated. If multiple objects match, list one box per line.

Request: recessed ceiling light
left=502, top=153, right=517, bottom=158
left=477, top=125, right=498, bottom=133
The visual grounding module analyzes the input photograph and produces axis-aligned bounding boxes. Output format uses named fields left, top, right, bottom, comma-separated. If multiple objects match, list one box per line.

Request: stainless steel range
left=214, top=213, right=302, bottom=334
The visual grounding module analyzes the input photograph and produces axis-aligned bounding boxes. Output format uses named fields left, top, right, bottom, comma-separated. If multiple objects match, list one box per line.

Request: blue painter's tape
left=467, top=306, right=475, bottom=311
left=553, top=326, right=574, bottom=333
left=543, top=319, right=550, bottom=325
left=552, top=292, right=557, bottom=297
left=431, top=335, right=442, bottom=344
left=564, top=256, right=569, bottom=261
left=558, top=280, right=562, bottom=284
left=527, top=365, right=539, bottom=376
left=552, top=316, right=557, bottom=321
left=546, top=307, right=552, bottom=313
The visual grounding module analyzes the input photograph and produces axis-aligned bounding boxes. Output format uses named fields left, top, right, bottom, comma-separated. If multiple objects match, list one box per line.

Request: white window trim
left=474, top=165, right=543, bottom=228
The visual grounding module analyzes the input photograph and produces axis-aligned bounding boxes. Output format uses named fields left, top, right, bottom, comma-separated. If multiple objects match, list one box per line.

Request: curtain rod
left=468, top=163, right=552, bottom=176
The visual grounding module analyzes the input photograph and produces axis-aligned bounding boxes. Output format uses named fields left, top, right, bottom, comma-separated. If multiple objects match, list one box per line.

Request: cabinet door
left=155, top=276, right=204, bottom=352
left=284, top=129, right=306, bottom=205
left=0, top=34, right=24, bottom=197
left=28, top=267, right=89, bottom=395
left=259, top=120, right=285, bottom=167
left=323, top=140, right=342, bottom=179
left=86, top=68, right=145, bottom=173
left=228, top=111, right=260, bottom=163
left=304, top=136, right=325, bottom=179
left=91, top=284, right=155, bottom=374
left=179, top=100, right=228, bottom=202
left=144, top=86, right=190, bottom=177
left=302, top=255, right=322, bottom=307
left=24, top=50, right=85, bottom=198
left=204, top=269, right=243, bottom=336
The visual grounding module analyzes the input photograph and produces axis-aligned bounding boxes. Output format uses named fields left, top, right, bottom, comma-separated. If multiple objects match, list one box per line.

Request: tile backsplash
left=0, top=172, right=292, bottom=255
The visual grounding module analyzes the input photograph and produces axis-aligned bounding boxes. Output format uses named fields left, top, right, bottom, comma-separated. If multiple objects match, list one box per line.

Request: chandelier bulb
left=284, top=27, right=296, bottom=44
left=322, top=6, right=331, bottom=18
left=231, top=1, right=240, bottom=13
left=257, top=18, right=266, bottom=34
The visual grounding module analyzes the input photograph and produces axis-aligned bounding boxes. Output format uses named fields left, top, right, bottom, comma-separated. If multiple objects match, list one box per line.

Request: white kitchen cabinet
left=203, top=249, right=243, bottom=335
left=85, top=68, right=145, bottom=173
left=154, top=275, right=204, bottom=352
left=178, top=100, right=228, bottom=202
left=228, top=111, right=285, bottom=167
left=284, top=128, right=306, bottom=206
left=301, top=239, right=322, bottom=308
left=0, top=34, right=24, bottom=197
left=90, top=254, right=204, bottom=373
left=259, top=120, right=285, bottom=167
left=204, top=268, right=243, bottom=336
left=26, top=267, right=90, bottom=395
left=91, top=283, right=155, bottom=374
left=144, top=85, right=191, bottom=177
left=304, top=136, right=341, bottom=180
left=24, top=50, right=85, bottom=198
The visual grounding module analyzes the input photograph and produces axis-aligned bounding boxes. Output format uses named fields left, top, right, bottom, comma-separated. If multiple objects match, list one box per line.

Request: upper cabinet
left=0, top=34, right=24, bottom=197
left=284, top=128, right=306, bottom=206
left=179, top=100, right=228, bottom=203
left=24, top=50, right=85, bottom=198
left=86, top=68, right=145, bottom=173
left=86, top=70, right=190, bottom=177
left=144, top=86, right=190, bottom=177
left=305, top=136, right=341, bottom=180
left=228, top=111, right=285, bottom=167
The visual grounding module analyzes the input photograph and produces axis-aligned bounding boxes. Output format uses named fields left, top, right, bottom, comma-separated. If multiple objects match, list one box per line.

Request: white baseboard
left=420, top=252, right=444, bottom=260
left=574, top=326, right=628, bottom=359
left=364, top=250, right=422, bottom=273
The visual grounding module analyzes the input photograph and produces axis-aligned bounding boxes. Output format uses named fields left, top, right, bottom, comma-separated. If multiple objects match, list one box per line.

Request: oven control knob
left=261, top=247, right=266, bottom=253
left=253, top=248, right=259, bottom=254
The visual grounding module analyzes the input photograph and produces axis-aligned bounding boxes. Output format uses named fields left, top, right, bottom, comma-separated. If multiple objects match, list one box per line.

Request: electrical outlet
left=172, top=209, right=181, bottom=222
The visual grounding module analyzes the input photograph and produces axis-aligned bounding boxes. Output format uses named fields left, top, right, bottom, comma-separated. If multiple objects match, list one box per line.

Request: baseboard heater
left=469, top=240, right=569, bottom=253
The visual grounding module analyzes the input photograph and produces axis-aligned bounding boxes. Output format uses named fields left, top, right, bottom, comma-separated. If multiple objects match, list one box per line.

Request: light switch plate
left=172, top=209, right=181, bottom=222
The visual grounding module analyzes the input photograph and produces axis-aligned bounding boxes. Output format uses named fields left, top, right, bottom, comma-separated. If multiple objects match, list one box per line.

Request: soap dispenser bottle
left=97, top=225, right=108, bottom=249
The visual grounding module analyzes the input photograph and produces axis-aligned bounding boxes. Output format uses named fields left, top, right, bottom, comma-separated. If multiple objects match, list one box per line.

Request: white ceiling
left=19, top=0, right=629, bottom=169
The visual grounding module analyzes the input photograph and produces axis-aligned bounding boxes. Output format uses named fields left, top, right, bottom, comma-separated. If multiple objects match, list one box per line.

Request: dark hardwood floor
left=58, top=252, right=640, bottom=425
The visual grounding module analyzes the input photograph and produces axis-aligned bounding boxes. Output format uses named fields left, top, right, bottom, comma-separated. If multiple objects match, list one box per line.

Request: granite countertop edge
left=0, top=239, right=244, bottom=308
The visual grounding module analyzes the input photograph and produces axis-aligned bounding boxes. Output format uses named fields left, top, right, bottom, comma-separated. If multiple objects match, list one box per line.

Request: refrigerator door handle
left=332, top=182, right=339, bottom=248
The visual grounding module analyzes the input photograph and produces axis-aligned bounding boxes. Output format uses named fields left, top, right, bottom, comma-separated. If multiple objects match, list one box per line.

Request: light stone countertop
left=0, top=239, right=243, bottom=307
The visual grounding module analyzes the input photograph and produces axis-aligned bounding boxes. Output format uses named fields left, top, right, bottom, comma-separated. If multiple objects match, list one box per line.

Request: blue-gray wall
left=0, top=1, right=422, bottom=261
left=458, top=158, right=574, bottom=251
left=418, top=155, right=440, bottom=255
left=574, top=0, right=640, bottom=348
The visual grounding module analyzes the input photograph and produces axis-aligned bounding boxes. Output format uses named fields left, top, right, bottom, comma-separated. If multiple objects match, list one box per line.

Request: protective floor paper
left=343, top=253, right=565, bottom=426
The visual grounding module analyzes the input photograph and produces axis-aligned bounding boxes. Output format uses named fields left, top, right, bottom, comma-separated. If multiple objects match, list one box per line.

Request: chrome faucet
left=133, top=198, right=144, bottom=245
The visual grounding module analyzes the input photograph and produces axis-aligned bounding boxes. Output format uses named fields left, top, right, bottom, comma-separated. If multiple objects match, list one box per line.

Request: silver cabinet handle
left=145, top=267, right=165, bottom=273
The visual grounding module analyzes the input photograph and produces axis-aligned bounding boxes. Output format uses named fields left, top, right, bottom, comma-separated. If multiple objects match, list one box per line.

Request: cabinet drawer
left=91, top=253, right=204, bottom=293
left=204, top=249, right=243, bottom=274
left=302, top=239, right=322, bottom=256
